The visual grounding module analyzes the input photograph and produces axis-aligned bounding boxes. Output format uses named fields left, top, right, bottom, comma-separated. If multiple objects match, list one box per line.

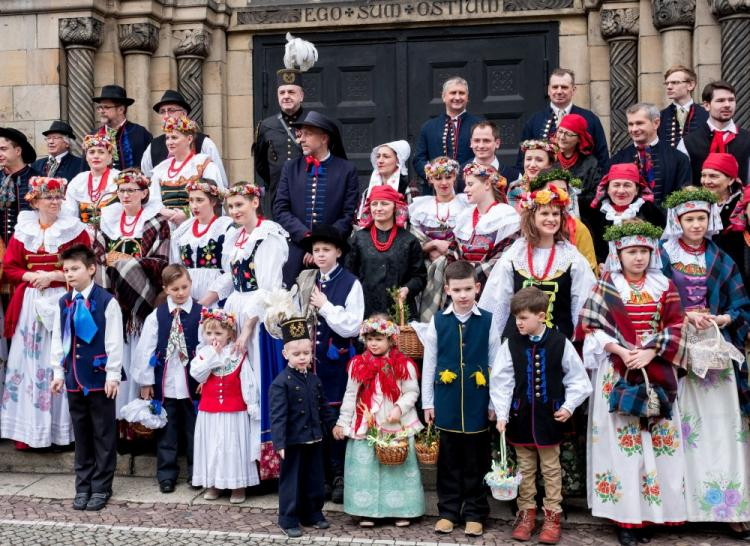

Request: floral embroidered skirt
left=343, top=437, right=425, bottom=519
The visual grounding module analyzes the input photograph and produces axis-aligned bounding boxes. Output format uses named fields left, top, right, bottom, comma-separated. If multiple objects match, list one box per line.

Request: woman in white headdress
left=355, top=140, right=412, bottom=223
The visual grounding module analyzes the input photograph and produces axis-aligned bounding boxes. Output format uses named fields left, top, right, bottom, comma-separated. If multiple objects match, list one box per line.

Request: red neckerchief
left=709, top=127, right=737, bottom=153
left=557, top=150, right=579, bottom=170
left=349, top=348, right=411, bottom=431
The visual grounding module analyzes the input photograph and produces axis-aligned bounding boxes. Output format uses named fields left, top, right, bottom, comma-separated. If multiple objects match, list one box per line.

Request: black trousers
left=323, top=406, right=345, bottom=481
left=436, top=429, right=491, bottom=522
left=68, top=390, right=117, bottom=495
left=278, top=442, right=326, bottom=528
left=156, top=397, right=196, bottom=484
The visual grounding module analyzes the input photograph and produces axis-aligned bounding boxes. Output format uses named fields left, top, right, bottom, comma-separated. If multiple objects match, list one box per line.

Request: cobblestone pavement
left=0, top=496, right=739, bottom=545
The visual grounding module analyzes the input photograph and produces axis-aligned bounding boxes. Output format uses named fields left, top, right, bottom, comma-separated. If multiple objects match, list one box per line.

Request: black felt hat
left=42, top=120, right=76, bottom=140
left=290, top=111, right=347, bottom=159
left=92, top=84, right=135, bottom=106
left=281, top=317, right=310, bottom=344
left=152, top=89, right=192, bottom=114
left=300, top=224, right=349, bottom=254
left=276, top=68, right=303, bottom=88
left=0, top=127, right=36, bottom=164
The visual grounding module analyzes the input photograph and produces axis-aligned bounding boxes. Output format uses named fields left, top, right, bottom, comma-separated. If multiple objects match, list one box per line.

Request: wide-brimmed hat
left=300, top=224, right=349, bottom=254
left=152, top=89, right=192, bottom=114
left=0, top=127, right=36, bottom=164
left=291, top=111, right=347, bottom=159
left=42, top=120, right=76, bottom=140
left=92, top=84, right=135, bottom=106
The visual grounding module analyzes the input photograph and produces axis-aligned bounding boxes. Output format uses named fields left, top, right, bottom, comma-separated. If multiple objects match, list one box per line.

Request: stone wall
left=0, top=0, right=733, bottom=180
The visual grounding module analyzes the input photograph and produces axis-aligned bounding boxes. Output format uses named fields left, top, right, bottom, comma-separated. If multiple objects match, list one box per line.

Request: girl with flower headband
left=578, top=220, right=689, bottom=544
left=190, top=307, right=260, bottom=504
left=169, top=178, right=233, bottom=301
left=347, top=185, right=426, bottom=318
left=356, top=141, right=412, bottom=223
left=581, top=163, right=665, bottom=266
left=658, top=188, right=750, bottom=533
left=332, top=314, right=424, bottom=526
left=479, top=183, right=595, bottom=340
left=63, top=134, right=120, bottom=226
left=409, top=156, right=469, bottom=321
left=200, top=180, right=289, bottom=481
left=150, top=115, right=224, bottom=226
left=451, top=161, right=519, bottom=289
left=506, top=139, right=559, bottom=209
left=1, top=176, right=89, bottom=449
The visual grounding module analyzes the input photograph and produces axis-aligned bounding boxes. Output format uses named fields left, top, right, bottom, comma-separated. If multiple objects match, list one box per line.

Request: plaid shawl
left=409, top=223, right=449, bottom=322
left=577, top=272, right=687, bottom=402
left=447, top=233, right=517, bottom=289
left=94, top=215, right=170, bottom=333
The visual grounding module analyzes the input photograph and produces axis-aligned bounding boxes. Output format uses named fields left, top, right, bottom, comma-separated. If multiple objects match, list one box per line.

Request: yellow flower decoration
left=534, top=189, right=553, bottom=205
left=472, top=370, right=487, bottom=387
left=439, top=370, right=458, bottom=384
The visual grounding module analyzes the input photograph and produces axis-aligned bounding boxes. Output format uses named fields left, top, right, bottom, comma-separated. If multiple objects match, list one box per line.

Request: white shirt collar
left=551, top=102, right=571, bottom=116
left=674, top=99, right=694, bottom=110
left=528, top=325, right=547, bottom=342
left=319, top=263, right=339, bottom=281
left=51, top=151, right=69, bottom=162
left=708, top=119, right=738, bottom=134
left=636, top=137, right=659, bottom=147
left=443, top=302, right=481, bottom=317
left=167, top=297, right=193, bottom=314
left=472, top=156, right=499, bottom=170
left=447, top=110, right=466, bottom=121
left=74, top=282, right=95, bottom=300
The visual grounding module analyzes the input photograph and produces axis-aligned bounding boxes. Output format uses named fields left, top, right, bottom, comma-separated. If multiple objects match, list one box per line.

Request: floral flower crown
left=519, top=184, right=570, bottom=211
left=359, top=317, right=399, bottom=340
left=462, top=162, right=507, bottom=191
left=83, top=133, right=114, bottom=152
left=528, top=168, right=582, bottom=193
left=200, top=308, right=237, bottom=329
left=116, top=168, right=150, bottom=189
left=226, top=182, right=264, bottom=199
left=424, top=156, right=459, bottom=179
left=186, top=179, right=226, bottom=200
left=520, top=139, right=559, bottom=155
left=162, top=115, right=199, bottom=134
left=24, top=177, right=66, bottom=202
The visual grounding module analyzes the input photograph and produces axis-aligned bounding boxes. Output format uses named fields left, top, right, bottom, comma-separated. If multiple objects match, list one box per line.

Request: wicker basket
left=415, top=423, right=439, bottom=465
left=130, top=422, right=155, bottom=440
left=395, top=299, right=423, bottom=359
left=375, top=440, right=409, bottom=466
left=106, top=238, right=142, bottom=267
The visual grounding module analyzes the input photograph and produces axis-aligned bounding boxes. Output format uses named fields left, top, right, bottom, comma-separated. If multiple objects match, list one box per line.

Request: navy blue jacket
left=269, top=366, right=337, bottom=450
left=681, top=122, right=750, bottom=186
left=274, top=155, right=359, bottom=286
left=32, top=153, right=84, bottom=182
left=413, top=111, right=484, bottom=182
left=0, top=164, right=38, bottom=245
left=151, top=301, right=202, bottom=402
left=93, top=121, right=152, bottom=171
left=518, top=104, right=609, bottom=168
left=658, top=103, right=709, bottom=149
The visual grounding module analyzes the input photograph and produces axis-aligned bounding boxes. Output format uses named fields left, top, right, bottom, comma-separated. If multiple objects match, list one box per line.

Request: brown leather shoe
left=464, top=521, right=483, bottom=536
left=434, top=518, right=454, bottom=533
left=538, top=509, right=562, bottom=544
left=511, top=508, right=537, bottom=541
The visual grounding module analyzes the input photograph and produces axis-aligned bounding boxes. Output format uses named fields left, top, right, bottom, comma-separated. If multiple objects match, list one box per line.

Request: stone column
left=173, top=29, right=211, bottom=127
left=118, top=22, right=160, bottom=127
left=59, top=17, right=103, bottom=154
left=601, top=8, right=640, bottom=152
left=652, top=1, right=696, bottom=71
left=711, top=0, right=750, bottom=128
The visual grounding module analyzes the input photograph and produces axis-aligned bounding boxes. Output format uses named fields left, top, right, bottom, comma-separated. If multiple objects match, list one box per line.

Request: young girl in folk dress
left=452, top=162, right=519, bottom=289
left=200, top=182, right=289, bottom=481
left=579, top=221, right=688, bottom=546
left=190, top=309, right=260, bottom=504
left=506, top=140, right=558, bottom=209
left=659, top=188, right=750, bottom=537
left=332, top=315, right=424, bottom=527
left=170, top=179, right=233, bottom=302
left=1, top=177, right=89, bottom=448
left=409, top=157, right=469, bottom=321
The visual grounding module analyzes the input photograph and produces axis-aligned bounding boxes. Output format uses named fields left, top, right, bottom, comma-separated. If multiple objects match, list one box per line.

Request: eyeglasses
left=556, top=129, right=578, bottom=138
left=158, top=107, right=186, bottom=116
left=117, top=188, right=142, bottom=195
left=663, top=80, right=690, bottom=86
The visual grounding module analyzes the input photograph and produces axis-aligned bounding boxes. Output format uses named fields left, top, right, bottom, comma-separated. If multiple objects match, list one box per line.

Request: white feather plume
left=263, top=288, right=298, bottom=340
left=283, top=32, right=318, bottom=72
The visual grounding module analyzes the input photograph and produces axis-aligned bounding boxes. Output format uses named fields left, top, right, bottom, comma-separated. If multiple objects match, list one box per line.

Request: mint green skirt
left=343, top=437, right=425, bottom=518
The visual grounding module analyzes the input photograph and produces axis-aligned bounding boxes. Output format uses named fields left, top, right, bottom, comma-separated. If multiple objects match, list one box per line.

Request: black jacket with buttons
left=269, top=366, right=338, bottom=451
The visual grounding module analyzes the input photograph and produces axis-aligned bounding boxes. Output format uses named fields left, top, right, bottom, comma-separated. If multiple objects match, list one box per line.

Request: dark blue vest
left=313, top=266, right=357, bottom=405
left=433, top=309, right=492, bottom=433
left=58, top=284, right=116, bottom=393
left=152, top=301, right=202, bottom=401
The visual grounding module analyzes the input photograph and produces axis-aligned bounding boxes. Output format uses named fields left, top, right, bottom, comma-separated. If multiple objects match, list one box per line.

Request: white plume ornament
left=283, top=32, right=318, bottom=72
left=263, top=288, right=298, bottom=340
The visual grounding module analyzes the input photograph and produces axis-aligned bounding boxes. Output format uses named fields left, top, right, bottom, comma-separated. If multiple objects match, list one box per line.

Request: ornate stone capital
left=711, top=0, right=750, bottom=19
left=59, top=17, right=103, bottom=49
left=118, top=22, right=159, bottom=55
left=600, top=8, right=640, bottom=40
left=652, top=0, right=696, bottom=30
left=173, top=29, right=211, bottom=59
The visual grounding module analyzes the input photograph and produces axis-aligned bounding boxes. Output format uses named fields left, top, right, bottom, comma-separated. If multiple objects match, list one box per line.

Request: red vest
left=198, top=354, right=247, bottom=413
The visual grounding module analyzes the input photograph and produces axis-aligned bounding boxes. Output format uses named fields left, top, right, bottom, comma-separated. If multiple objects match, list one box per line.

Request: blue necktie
left=72, top=293, right=98, bottom=343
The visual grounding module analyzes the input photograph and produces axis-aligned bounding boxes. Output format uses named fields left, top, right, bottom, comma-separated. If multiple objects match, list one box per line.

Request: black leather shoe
left=186, top=478, right=201, bottom=490
left=282, top=526, right=303, bottom=538
left=159, top=480, right=176, bottom=494
left=312, top=519, right=330, bottom=530
left=85, top=492, right=110, bottom=511
left=331, top=476, right=344, bottom=504
left=635, top=527, right=653, bottom=543
left=72, top=493, right=90, bottom=511
left=617, top=528, right=638, bottom=546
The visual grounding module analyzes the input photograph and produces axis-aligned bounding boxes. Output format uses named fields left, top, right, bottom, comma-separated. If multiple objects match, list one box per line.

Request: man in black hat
left=31, top=121, right=84, bottom=181
left=0, top=127, right=39, bottom=244
left=140, top=90, right=227, bottom=186
left=273, top=111, right=359, bottom=287
left=92, top=84, right=152, bottom=171
left=253, top=68, right=306, bottom=218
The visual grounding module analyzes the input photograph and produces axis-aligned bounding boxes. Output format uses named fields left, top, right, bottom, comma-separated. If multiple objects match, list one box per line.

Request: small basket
left=130, top=422, right=155, bottom=440
left=395, top=299, right=423, bottom=359
left=375, top=440, right=409, bottom=466
left=485, top=432, right=521, bottom=501
left=106, top=238, right=142, bottom=267
left=415, top=423, right=439, bottom=465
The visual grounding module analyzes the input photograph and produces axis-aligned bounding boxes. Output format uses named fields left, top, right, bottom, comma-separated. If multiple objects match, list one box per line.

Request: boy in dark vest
left=50, top=244, right=124, bottom=512
left=295, top=225, right=364, bottom=503
left=421, top=260, right=501, bottom=537
left=133, top=264, right=203, bottom=494
left=490, top=287, right=591, bottom=544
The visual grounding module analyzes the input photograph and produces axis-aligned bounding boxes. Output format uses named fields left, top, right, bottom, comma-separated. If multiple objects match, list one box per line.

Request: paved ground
left=0, top=473, right=740, bottom=545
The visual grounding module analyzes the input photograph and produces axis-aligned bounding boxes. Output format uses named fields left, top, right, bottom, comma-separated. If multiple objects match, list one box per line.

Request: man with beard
left=92, top=85, right=152, bottom=170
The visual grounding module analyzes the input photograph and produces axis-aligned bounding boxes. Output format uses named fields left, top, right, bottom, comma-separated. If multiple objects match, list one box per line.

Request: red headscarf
left=358, top=185, right=409, bottom=228
left=557, top=114, right=593, bottom=170
left=702, top=152, right=739, bottom=180
left=590, top=163, right=653, bottom=208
